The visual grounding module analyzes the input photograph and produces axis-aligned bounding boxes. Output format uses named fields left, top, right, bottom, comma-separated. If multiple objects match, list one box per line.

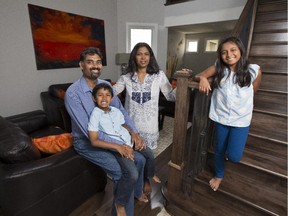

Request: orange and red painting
left=28, top=4, right=106, bottom=70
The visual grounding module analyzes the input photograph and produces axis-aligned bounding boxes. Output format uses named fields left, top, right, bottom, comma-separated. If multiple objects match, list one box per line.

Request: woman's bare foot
left=152, top=175, right=161, bottom=183
left=144, top=180, right=152, bottom=195
left=209, top=177, right=223, bottom=191
left=136, top=193, right=149, bottom=203
left=115, top=203, right=127, bottom=216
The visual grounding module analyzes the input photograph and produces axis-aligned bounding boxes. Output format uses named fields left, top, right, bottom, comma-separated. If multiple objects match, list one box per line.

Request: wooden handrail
left=231, top=0, right=258, bottom=58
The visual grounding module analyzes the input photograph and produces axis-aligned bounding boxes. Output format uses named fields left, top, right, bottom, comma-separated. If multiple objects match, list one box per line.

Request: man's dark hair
left=80, top=47, right=103, bottom=61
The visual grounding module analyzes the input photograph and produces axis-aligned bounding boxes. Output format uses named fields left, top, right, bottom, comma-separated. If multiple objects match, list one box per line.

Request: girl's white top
left=209, top=64, right=260, bottom=127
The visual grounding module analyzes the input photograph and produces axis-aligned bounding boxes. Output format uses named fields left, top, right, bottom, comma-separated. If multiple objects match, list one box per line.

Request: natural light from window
left=127, top=23, right=158, bottom=56
left=130, top=29, right=152, bottom=52
left=187, top=41, right=198, bottom=52
left=205, top=39, right=219, bottom=52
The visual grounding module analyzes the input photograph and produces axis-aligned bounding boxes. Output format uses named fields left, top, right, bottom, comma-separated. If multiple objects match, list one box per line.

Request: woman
left=113, top=42, right=176, bottom=150
left=113, top=42, right=175, bottom=197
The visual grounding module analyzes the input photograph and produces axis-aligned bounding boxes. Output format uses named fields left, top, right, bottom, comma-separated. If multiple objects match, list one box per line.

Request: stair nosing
left=253, top=108, right=288, bottom=117
left=195, top=178, right=281, bottom=216
left=249, top=132, right=288, bottom=145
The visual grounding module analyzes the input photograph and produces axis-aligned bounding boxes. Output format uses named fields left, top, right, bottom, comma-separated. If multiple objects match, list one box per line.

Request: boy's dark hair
left=80, top=47, right=103, bottom=61
left=92, top=83, right=114, bottom=98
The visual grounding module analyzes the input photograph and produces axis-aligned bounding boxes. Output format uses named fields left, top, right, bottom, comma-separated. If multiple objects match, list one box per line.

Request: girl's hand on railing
left=199, top=76, right=211, bottom=96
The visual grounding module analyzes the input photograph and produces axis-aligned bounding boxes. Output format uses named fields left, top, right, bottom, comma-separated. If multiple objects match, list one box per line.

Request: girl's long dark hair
left=126, top=42, right=160, bottom=75
left=214, top=36, right=251, bottom=88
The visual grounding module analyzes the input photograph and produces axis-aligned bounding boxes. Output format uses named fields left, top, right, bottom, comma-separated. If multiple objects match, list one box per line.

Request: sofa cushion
left=32, top=133, right=73, bottom=154
left=49, top=83, right=72, bottom=100
left=0, top=116, right=41, bottom=163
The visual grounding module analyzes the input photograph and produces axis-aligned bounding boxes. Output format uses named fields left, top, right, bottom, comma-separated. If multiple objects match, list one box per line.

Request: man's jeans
left=73, top=137, right=146, bottom=216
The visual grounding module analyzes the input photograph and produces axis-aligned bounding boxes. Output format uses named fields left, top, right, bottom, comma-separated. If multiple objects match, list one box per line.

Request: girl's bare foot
left=152, top=175, right=161, bottom=183
left=137, top=193, right=149, bottom=203
left=209, top=177, right=223, bottom=191
left=115, top=203, right=127, bottom=216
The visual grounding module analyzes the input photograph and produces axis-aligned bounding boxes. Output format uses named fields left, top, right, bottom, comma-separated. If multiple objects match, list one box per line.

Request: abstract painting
left=28, top=4, right=106, bottom=70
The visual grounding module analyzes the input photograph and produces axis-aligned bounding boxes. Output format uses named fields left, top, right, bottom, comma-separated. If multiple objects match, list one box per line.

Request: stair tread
left=164, top=180, right=270, bottom=216
left=242, top=148, right=287, bottom=176
left=198, top=154, right=287, bottom=216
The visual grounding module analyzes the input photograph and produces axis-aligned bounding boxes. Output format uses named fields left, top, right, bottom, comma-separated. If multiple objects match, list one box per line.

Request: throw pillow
left=32, top=133, right=73, bottom=154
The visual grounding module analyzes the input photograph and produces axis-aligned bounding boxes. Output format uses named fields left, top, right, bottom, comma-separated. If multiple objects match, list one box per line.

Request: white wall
left=0, top=0, right=246, bottom=117
left=116, top=0, right=247, bottom=72
left=0, top=0, right=118, bottom=117
left=164, top=0, right=247, bottom=27
left=116, top=0, right=167, bottom=72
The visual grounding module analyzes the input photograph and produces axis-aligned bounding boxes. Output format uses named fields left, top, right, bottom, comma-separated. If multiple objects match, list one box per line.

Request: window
left=126, top=23, right=158, bottom=56
left=186, top=40, right=198, bottom=52
left=205, top=39, right=219, bottom=52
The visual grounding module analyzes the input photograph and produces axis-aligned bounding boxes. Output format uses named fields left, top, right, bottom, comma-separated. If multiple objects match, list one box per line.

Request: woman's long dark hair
left=125, top=42, right=160, bottom=75
left=214, top=36, right=251, bottom=88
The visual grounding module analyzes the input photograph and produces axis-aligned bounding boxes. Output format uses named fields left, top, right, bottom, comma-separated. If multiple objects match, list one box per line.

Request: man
left=64, top=47, right=146, bottom=216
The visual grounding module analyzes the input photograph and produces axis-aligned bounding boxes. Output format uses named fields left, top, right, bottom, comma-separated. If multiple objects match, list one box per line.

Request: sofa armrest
left=0, top=148, right=107, bottom=216
left=40, top=92, right=71, bottom=132
left=6, top=110, right=49, bottom=134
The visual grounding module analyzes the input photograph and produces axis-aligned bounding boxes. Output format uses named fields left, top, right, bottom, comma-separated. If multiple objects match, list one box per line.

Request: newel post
left=167, top=70, right=193, bottom=193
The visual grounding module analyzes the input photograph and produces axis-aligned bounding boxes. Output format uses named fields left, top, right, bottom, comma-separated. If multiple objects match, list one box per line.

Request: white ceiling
left=169, top=20, right=238, bottom=34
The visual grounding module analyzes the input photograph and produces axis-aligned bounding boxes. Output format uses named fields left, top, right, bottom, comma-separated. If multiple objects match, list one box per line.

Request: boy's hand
left=117, top=145, right=134, bottom=161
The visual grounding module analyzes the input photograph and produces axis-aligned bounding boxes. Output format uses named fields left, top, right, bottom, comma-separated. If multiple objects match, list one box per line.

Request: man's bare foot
left=209, top=177, right=223, bottom=191
left=152, top=175, right=161, bottom=183
left=115, top=203, right=127, bottom=216
left=136, top=193, right=149, bottom=203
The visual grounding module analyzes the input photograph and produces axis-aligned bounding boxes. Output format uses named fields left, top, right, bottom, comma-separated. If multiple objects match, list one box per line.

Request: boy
left=88, top=83, right=160, bottom=212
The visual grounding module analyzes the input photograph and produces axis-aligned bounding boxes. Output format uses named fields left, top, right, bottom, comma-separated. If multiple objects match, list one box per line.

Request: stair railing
left=165, top=0, right=259, bottom=201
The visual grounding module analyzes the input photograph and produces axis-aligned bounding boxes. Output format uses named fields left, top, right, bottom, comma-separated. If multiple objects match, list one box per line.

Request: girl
left=196, top=36, right=262, bottom=191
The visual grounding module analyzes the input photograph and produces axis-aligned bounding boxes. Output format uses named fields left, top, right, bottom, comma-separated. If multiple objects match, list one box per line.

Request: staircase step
left=246, top=134, right=287, bottom=160
left=198, top=153, right=287, bottom=216
left=163, top=179, right=270, bottom=216
left=256, top=11, right=287, bottom=22
left=249, top=56, right=287, bottom=72
left=259, top=73, right=287, bottom=92
left=242, top=147, right=287, bottom=176
left=254, top=21, right=287, bottom=33
left=250, top=111, right=287, bottom=142
left=257, top=1, right=287, bottom=13
left=252, top=32, right=288, bottom=44
left=254, top=90, right=287, bottom=115
left=249, top=44, right=287, bottom=57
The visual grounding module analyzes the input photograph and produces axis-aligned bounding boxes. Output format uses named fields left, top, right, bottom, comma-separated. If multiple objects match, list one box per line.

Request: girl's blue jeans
left=214, top=122, right=249, bottom=178
left=73, top=137, right=145, bottom=216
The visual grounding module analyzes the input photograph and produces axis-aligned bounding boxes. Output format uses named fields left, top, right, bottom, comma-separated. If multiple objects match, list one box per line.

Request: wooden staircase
left=163, top=0, right=287, bottom=215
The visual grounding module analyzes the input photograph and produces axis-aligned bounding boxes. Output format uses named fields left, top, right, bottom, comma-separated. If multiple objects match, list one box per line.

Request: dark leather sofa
left=0, top=110, right=107, bottom=216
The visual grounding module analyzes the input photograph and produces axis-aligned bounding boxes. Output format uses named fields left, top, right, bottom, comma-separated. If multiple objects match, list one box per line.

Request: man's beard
left=89, top=68, right=101, bottom=80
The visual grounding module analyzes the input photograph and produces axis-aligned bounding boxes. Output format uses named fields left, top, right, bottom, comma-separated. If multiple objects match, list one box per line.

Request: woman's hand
left=132, top=133, right=146, bottom=151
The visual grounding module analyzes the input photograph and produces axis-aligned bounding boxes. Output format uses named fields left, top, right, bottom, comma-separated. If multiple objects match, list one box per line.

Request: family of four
left=64, top=36, right=261, bottom=216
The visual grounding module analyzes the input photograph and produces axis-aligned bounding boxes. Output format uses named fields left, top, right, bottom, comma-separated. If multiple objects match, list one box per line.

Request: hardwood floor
left=69, top=145, right=172, bottom=216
